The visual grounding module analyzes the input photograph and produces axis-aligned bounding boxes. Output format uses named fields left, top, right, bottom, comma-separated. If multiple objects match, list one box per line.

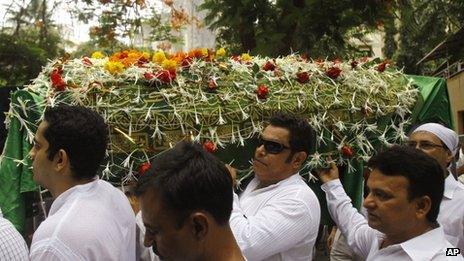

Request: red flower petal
left=50, top=69, right=66, bottom=91
left=203, top=140, right=216, bottom=153
left=82, top=57, right=93, bottom=66
left=262, top=61, right=276, bottom=71
left=296, top=71, right=310, bottom=83
left=138, top=162, right=151, bottom=176
left=326, top=67, right=342, bottom=79
left=256, top=84, right=269, bottom=99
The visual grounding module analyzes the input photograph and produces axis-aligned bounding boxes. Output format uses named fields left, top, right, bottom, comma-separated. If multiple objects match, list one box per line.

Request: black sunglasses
left=258, top=137, right=291, bottom=154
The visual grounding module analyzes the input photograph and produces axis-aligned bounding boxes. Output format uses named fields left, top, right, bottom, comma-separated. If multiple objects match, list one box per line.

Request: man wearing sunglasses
left=408, top=123, right=464, bottom=254
left=230, top=112, right=321, bottom=261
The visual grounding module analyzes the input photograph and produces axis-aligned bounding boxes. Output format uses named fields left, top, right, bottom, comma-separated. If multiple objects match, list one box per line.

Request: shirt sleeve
left=230, top=191, right=318, bottom=260
left=30, top=238, right=84, bottom=261
left=321, top=179, right=378, bottom=259
left=0, top=219, right=29, bottom=261
left=30, top=249, right=67, bottom=261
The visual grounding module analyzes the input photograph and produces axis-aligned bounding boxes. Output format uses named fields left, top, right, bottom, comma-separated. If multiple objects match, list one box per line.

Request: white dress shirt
left=30, top=178, right=136, bottom=261
left=230, top=173, right=321, bottom=261
left=439, top=174, right=464, bottom=252
left=0, top=209, right=29, bottom=260
left=322, top=179, right=463, bottom=261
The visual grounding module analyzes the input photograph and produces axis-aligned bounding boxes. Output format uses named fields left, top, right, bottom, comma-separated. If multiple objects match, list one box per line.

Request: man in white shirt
left=318, top=145, right=463, bottom=260
left=135, top=141, right=245, bottom=261
left=230, top=112, right=321, bottom=261
left=408, top=123, right=464, bottom=252
left=29, top=105, right=136, bottom=260
left=0, top=208, right=29, bottom=260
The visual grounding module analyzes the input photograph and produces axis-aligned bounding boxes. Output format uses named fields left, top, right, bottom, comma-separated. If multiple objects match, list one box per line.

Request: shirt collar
left=400, top=226, right=448, bottom=260
left=444, top=173, right=458, bottom=199
left=49, top=177, right=99, bottom=215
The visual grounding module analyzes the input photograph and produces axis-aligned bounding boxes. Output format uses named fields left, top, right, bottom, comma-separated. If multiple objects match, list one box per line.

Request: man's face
left=253, top=125, right=298, bottom=185
left=408, top=131, right=452, bottom=168
left=140, top=189, right=198, bottom=261
left=29, top=121, right=55, bottom=188
left=363, top=169, right=420, bottom=236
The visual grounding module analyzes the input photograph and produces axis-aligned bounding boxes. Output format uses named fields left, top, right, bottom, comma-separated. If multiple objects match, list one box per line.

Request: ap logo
left=446, top=248, right=461, bottom=256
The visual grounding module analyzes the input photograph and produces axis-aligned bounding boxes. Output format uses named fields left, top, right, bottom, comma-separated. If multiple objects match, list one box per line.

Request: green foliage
left=73, top=0, right=181, bottom=49
left=0, top=33, right=48, bottom=86
left=199, top=0, right=391, bottom=58
left=385, top=0, right=464, bottom=75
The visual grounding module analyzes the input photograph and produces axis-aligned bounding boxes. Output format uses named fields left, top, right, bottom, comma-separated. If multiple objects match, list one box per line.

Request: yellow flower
left=91, top=51, right=105, bottom=59
left=153, top=50, right=167, bottom=64
left=201, top=48, right=208, bottom=57
left=216, top=48, right=226, bottom=57
left=142, top=51, right=151, bottom=60
left=162, top=59, right=178, bottom=71
left=241, top=52, right=252, bottom=62
left=104, top=61, right=125, bottom=74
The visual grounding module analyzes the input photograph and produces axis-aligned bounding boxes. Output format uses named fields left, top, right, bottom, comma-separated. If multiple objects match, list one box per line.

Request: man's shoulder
left=268, top=178, right=319, bottom=206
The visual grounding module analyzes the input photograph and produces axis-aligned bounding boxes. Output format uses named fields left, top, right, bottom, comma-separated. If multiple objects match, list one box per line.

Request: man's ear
left=292, top=151, right=307, bottom=168
left=189, top=212, right=209, bottom=241
left=54, top=149, right=69, bottom=173
left=415, top=195, right=432, bottom=220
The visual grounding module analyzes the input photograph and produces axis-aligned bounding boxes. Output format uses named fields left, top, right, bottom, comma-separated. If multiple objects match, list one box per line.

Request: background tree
left=0, top=0, right=64, bottom=86
left=199, top=0, right=392, bottom=58
left=383, top=0, right=464, bottom=75
left=70, top=0, right=183, bottom=52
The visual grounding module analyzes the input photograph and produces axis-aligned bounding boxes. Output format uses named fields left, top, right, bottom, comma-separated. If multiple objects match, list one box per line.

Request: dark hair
left=43, top=105, right=109, bottom=180
left=367, top=145, right=444, bottom=223
left=135, top=141, right=233, bottom=227
left=269, top=112, right=316, bottom=161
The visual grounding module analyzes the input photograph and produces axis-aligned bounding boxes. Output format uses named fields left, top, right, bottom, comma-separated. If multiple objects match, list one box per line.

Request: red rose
left=351, top=60, right=358, bottom=69
left=256, top=84, right=269, bottom=99
left=203, top=140, right=216, bottom=153
left=144, top=72, right=154, bottom=80
left=208, top=79, right=217, bottom=91
left=377, top=61, right=389, bottom=72
left=138, top=162, right=151, bottom=176
left=326, top=67, right=342, bottom=79
left=262, top=60, right=276, bottom=71
left=50, top=69, right=66, bottom=91
left=341, top=145, right=354, bottom=158
left=156, top=70, right=176, bottom=83
left=231, top=55, right=241, bottom=62
left=296, top=71, right=310, bottom=83
left=181, top=57, right=192, bottom=69
left=82, top=57, right=93, bottom=66
left=138, top=57, right=149, bottom=66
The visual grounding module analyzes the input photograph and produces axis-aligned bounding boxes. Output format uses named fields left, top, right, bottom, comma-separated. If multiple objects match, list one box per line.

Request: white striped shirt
left=230, top=173, right=320, bottom=261
left=0, top=209, right=29, bottom=261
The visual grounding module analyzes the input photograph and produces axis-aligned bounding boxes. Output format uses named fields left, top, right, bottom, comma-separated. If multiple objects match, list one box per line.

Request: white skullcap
left=412, top=123, right=459, bottom=157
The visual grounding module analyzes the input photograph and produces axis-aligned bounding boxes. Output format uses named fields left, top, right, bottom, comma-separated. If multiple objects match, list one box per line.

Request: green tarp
left=0, top=90, right=41, bottom=234
left=0, top=75, right=453, bottom=233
